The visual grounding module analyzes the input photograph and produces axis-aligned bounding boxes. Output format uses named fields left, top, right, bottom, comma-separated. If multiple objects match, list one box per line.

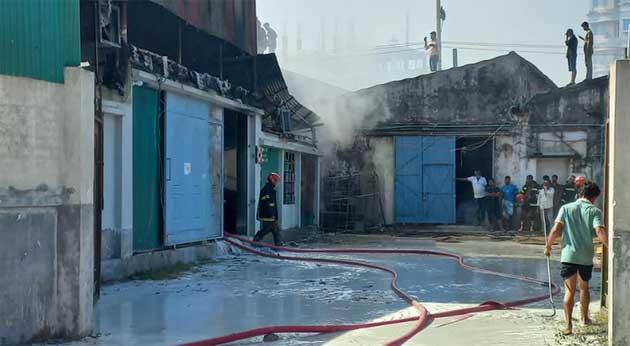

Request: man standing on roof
left=264, top=23, right=278, bottom=53
left=565, top=28, right=578, bottom=86
left=579, top=22, right=594, bottom=80
left=254, top=172, right=281, bottom=245
left=424, top=31, right=439, bottom=72
left=545, top=182, right=608, bottom=336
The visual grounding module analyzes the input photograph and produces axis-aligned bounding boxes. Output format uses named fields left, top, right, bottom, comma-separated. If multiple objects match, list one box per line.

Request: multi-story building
left=587, top=0, right=630, bottom=76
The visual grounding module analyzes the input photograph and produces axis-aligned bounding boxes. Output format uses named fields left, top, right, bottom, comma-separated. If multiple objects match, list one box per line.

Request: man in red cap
left=254, top=172, right=282, bottom=245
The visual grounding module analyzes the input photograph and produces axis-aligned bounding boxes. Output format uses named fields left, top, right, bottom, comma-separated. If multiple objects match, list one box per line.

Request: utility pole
left=452, top=48, right=458, bottom=67
left=406, top=12, right=410, bottom=47
left=627, top=22, right=630, bottom=59
left=436, top=0, right=442, bottom=70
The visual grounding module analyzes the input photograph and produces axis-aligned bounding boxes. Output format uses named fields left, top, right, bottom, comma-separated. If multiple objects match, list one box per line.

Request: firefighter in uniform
left=521, top=175, right=541, bottom=232
left=561, top=175, right=577, bottom=205
left=254, top=172, right=281, bottom=245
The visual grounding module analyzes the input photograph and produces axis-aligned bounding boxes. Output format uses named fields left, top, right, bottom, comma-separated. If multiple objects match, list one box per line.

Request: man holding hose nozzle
left=544, top=182, right=608, bottom=336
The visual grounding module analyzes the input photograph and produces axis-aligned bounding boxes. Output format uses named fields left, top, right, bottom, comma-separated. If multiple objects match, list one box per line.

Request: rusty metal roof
left=149, top=0, right=257, bottom=55
left=255, top=54, right=321, bottom=131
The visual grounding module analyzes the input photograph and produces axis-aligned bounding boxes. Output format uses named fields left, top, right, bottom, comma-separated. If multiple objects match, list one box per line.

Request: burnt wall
left=342, top=52, right=557, bottom=126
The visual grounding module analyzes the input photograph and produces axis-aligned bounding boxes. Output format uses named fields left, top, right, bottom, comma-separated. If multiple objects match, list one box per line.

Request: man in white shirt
left=457, top=170, right=487, bottom=225
left=424, top=31, right=439, bottom=72
left=538, top=178, right=555, bottom=233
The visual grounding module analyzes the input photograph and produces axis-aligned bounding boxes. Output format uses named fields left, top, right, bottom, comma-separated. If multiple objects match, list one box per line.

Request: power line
left=373, top=40, right=565, bottom=50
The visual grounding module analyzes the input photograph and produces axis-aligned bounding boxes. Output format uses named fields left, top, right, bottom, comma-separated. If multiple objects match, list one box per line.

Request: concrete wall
left=0, top=68, right=94, bottom=345
left=494, top=134, right=532, bottom=185
left=343, top=52, right=556, bottom=127
left=608, top=59, right=630, bottom=346
left=101, top=98, right=134, bottom=261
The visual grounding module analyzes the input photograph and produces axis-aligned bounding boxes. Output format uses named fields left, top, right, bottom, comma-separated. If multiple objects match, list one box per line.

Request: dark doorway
left=455, top=137, right=494, bottom=225
left=223, top=110, right=249, bottom=235
left=301, top=154, right=317, bottom=227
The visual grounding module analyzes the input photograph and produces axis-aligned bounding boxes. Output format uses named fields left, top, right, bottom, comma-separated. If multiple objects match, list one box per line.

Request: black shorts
left=561, top=262, right=593, bottom=281
left=567, top=54, right=577, bottom=72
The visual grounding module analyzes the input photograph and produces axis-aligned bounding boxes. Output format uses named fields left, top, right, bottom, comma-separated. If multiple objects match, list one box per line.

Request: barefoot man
left=544, top=182, right=608, bottom=335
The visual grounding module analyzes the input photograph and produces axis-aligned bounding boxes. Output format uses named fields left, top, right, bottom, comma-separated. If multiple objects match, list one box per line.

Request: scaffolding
left=321, top=172, right=386, bottom=233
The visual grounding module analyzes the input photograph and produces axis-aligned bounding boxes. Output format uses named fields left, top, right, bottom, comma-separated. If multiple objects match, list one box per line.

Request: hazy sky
left=258, top=0, right=591, bottom=87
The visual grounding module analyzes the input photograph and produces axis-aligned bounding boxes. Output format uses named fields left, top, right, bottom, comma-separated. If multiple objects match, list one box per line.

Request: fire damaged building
left=0, top=1, right=321, bottom=343
left=323, top=52, right=608, bottom=227
left=79, top=1, right=322, bottom=281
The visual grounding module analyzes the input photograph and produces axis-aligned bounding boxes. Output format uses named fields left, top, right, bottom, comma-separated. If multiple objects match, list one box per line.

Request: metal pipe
left=436, top=0, right=442, bottom=70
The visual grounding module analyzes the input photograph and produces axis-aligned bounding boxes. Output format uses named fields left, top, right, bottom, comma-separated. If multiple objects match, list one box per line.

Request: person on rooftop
left=424, top=31, right=439, bottom=72
left=565, top=28, right=578, bottom=86
left=579, top=22, right=594, bottom=80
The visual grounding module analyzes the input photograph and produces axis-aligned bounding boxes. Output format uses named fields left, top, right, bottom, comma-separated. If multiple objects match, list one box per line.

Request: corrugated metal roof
left=0, top=0, right=80, bottom=83
left=149, top=0, right=257, bottom=55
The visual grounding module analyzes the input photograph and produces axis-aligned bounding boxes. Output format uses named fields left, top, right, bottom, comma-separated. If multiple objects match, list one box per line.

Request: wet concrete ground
left=35, top=235, right=604, bottom=346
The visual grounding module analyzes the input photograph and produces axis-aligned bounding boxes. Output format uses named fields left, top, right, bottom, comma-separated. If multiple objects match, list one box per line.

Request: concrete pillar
left=0, top=67, right=94, bottom=345
left=608, top=59, right=630, bottom=346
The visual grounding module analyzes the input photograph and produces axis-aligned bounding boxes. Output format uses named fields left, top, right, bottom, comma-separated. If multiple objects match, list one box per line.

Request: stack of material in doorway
left=321, top=172, right=386, bottom=232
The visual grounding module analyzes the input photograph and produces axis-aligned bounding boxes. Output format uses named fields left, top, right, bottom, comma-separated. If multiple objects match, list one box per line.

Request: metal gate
left=394, top=136, right=455, bottom=224
left=164, top=93, right=213, bottom=245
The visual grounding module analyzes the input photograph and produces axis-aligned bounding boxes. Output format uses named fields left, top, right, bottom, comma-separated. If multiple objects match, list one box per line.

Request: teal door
left=132, top=86, right=161, bottom=251
left=260, top=146, right=280, bottom=186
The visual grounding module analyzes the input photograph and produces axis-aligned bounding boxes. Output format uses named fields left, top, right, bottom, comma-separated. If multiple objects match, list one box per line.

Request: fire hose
left=181, top=232, right=560, bottom=346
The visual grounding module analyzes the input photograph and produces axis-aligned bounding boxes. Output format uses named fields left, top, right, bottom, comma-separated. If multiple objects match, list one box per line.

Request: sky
left=257, top=0, right=591, bottom=88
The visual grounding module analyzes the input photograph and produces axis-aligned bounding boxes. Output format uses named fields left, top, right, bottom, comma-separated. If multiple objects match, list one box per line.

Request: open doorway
left=224, top=110, right=249, bottom=235
left=301, top=154, right=317, bottom=227
left=455, top=137, right=494, bottom=225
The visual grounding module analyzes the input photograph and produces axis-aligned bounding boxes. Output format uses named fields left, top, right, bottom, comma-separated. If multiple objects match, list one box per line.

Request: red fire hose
left=181, top=233, right=559, bottom=346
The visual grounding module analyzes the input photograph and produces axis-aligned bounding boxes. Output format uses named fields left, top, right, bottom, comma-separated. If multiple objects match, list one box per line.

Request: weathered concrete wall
left=494, top=134, right=533, bottom=185
left=367, top=137, right=394, bottom=224
left=344, top=52, right=556, bottom=127
left=0, top=68, right=94, bottom=345
left=608, top=59, right=630, bottom=346
left=524, top=77, right=608, bottom=185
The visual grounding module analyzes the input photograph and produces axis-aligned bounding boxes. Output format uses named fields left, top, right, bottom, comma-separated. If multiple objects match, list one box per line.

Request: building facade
left=0, top=1, right=321, bottom=344
left=587, top=0, right=630, bottom=76
left=322, top=53, right=607, bottom=227
left=81, top=1, right=321, bottom=282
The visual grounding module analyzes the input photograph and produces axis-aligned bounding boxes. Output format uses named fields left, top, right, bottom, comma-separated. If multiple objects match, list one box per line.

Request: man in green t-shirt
left=544, top=182, right=608, bottom=336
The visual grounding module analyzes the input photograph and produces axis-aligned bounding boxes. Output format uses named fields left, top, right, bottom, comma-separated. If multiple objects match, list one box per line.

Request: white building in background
left=587, top=0, right=630, bottom=76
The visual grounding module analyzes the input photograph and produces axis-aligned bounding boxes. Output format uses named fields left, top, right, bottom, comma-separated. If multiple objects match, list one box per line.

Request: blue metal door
left=394, top=137, right=423, bottom=223
left=421, top=137, right=455, bottom=223
left=394, top=136, right=455, bottom=224
left=165, top=93, right=211, bottom=245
